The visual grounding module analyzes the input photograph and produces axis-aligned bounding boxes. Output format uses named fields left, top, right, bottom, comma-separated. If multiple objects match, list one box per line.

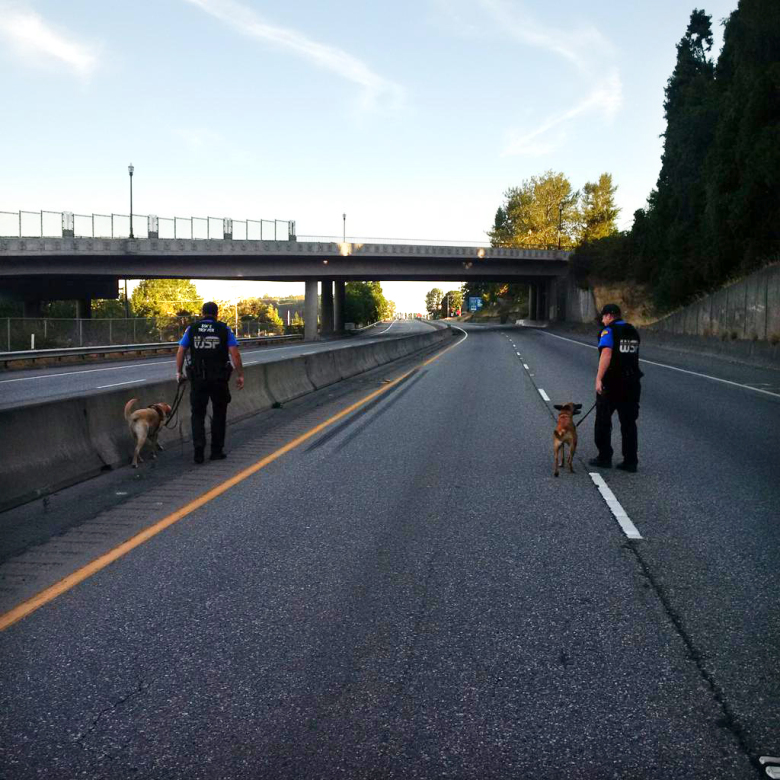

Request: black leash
left=164, top=378, right=188, bottom=429
left=575, top=400, right=597, bottom=427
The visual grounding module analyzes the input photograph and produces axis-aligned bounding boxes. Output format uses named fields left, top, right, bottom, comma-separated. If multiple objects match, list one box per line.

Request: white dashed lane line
left=589, top=472, right=643, bottom=539
left=510, top=331, right=643, bottom=541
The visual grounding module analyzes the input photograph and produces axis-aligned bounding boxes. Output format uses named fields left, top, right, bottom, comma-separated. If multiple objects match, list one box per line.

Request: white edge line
left=96, top=379, right=146, bottom=389
left=589, top=472, right=643, bottom=539
left=0, top=363, right=166, bottom=383
left=538, top=388, right=550, bottom=402
left=540, top=330, right=780, bottom=399
left=523, top=363, right=530, bottom=370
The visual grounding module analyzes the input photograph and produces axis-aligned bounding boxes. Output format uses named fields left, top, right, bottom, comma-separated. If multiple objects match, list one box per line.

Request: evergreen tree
left=703, top=0, right=780, bottom=278
left=648, top=9, right=717, bottom=307
left=570, top=2, right=780, bottom=313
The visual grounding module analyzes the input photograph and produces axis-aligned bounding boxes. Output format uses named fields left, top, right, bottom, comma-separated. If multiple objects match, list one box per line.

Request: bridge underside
left=0, top=239, right=574, bottom=333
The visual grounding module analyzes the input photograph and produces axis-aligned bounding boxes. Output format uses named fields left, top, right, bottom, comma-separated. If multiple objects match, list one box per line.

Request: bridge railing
left=297, top=234, right=492, bottom=247
left=0, top=210, right=295, bottom=241
left=296, top=235, right=564, bottom=251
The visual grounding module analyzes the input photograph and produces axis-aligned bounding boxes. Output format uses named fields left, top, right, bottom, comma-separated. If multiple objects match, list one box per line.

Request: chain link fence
left=1, top=316, right=189, bottom=351
left=0, top=316, right=289, bottom=352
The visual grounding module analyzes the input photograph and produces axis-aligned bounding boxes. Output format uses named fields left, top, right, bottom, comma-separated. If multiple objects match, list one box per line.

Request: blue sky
left=0, top=0, right=737, bottom=312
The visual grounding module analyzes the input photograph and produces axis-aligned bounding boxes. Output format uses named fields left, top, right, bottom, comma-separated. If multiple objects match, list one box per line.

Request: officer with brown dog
left=589, top=303, right=643, bottom=472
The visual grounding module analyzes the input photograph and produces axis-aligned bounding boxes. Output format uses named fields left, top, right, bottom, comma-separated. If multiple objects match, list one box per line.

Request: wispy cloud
left=503, top=70, right=622, bottom=157
left=173, top=127, right=222, bottom=151
left=184, top=0, right=404, bottom=111
left=0, top=2, right=98, bottom=77
left=435, top=0, right=621, bottom=156
left=477, top=0, right=622, bottom=156
left=477, top=0, right=615, bottom=72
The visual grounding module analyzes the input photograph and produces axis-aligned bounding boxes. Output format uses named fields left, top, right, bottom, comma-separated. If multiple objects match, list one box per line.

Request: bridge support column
left=333, top=281, right=345, bottom=332
left=304, top=279, right=318, bottom=341
left=23, top=300, right=43, bottom=318
left=537, top=283, right=548, bottom=320
left=321, top=280, right=334, bottom=336
left=528, top=285, right=537, bottom=320
left=552, top=277, right=566, bottom=321
left=76, top=298, right=92, bottom=319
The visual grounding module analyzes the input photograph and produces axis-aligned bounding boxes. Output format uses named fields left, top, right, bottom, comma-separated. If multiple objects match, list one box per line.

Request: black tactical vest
left=187, top=318, right=232, bottom=381
left=601, top=321, right=643, bottom=394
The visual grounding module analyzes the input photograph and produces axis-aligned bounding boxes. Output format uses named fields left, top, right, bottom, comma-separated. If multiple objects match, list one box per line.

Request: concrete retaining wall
left=648, top=263, right=780, bottom=342
left=0, top=329, right=453, bottom=512
left=564, top=274, right=598, bottom=323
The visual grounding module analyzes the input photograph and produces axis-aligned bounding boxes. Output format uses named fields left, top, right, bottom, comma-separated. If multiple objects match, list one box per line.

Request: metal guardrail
left=0, top=210, right=295, bottom=241
left=0, top=334, right=303, bottom=365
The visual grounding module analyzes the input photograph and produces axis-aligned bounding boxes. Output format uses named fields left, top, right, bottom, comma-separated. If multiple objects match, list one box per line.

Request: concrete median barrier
left=334, top=342, right=381, bottom=378
left=304, top=350, right=343, bottom=390
left=264, top=356, right=316, bottom=404
left=0, top=328, right=455, bottom=511
left=0, top=400, right=108, bottom=507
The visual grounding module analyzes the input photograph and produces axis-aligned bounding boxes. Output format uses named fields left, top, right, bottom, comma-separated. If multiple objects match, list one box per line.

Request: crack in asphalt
left=72, top=678, right=150, bottom=761
left=624, top=542, right=765, bottom=778
left=513, top=333, right=764, bottom=776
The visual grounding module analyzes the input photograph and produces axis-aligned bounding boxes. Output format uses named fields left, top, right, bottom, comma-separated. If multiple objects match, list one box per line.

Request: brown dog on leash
left=124, top=399, right=172, bottom=468
left=553, top=402, right=582, bottom=477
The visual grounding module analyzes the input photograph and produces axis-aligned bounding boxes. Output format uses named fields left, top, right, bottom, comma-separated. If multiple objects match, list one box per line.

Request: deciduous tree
left=488, top=172, right=580, bottom=250
left=130, top=279, right=203, bottom=319
left=425, top=288, right=443, bottom=316
left=581, top=174, right=620, bottom=243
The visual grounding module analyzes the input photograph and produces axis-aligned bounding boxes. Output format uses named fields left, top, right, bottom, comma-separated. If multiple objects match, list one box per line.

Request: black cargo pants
left=190, top=379, right=231, bottom=455
left=594, top=384, right=641, bottom=465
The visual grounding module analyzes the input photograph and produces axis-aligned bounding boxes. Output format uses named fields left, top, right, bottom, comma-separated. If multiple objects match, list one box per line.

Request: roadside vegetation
left=572, top=2, right=779, bottom=313
left=446, top=1, right=779, bottom=323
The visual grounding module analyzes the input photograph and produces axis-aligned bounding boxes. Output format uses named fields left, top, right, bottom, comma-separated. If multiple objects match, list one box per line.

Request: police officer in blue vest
left=176, top=302, right=244, bottom=464
left=589, top=303, right=643, bottom=472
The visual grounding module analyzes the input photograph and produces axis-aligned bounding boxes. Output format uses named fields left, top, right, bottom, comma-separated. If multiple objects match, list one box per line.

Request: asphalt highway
left=0, top=322, right=778, bottom=779
left=0, top=318, right=432, bottom=409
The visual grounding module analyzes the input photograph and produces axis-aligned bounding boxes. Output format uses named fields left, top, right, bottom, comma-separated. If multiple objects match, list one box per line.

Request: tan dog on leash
left=553, top=402, right=582, bottom=477
left=124, top=399, right=171, bottom=468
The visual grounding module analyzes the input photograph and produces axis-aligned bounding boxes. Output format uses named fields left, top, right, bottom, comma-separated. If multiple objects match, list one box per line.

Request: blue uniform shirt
left=179, top=317, right=238, bottom=348
left=598, top=320, right=626, bottom=349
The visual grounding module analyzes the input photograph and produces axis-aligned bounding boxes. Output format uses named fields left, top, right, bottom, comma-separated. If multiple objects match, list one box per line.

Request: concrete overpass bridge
left=0, top=229, right=575, bottom=340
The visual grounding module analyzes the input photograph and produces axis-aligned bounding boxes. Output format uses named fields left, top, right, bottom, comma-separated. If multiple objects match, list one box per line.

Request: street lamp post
left=128, top=164, right=135, bottom=239
left=557, top=202, right=563, bottom=250
left=342, top=213, right=346, bottom=243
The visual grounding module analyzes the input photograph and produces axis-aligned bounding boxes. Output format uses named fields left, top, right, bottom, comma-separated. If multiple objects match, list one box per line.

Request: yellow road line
left=0, top=332, right=466, bottom=632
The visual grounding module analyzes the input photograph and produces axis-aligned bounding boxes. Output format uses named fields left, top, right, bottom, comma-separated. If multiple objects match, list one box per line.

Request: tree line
left=459, top=0, right=778, bottom=316
left=0, top=278, right=395, bottom=332
left=573, top=0, right=779, bottom=312
left=458, top=170, right=620, bottom=312
left=425, top=288, right=463, bottom=318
